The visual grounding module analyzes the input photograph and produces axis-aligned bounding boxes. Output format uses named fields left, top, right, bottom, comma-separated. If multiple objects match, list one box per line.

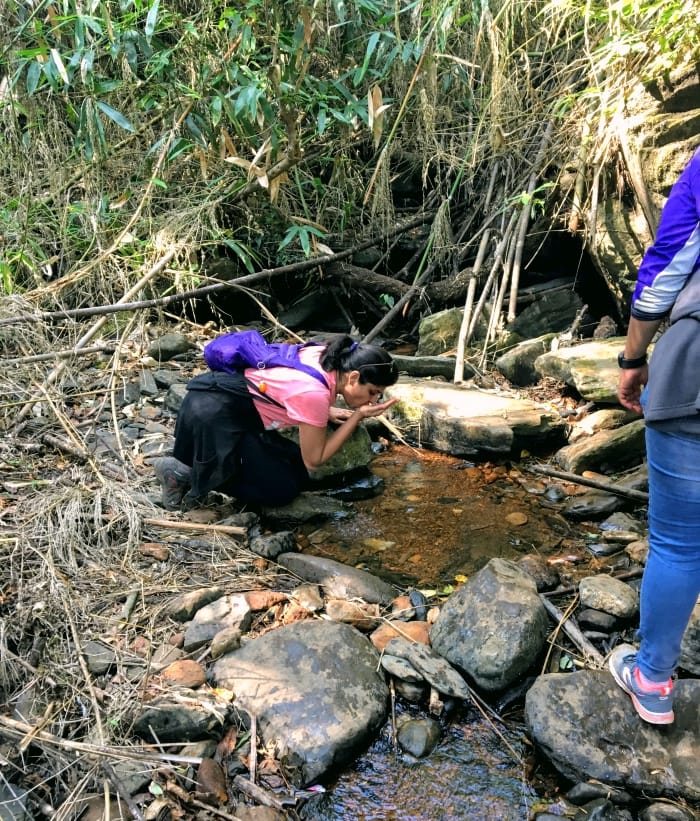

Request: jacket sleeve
left=630, top=149, right=700, bottom=321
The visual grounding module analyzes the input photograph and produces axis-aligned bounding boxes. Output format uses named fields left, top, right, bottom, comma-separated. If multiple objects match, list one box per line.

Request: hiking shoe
left=153, top=457, right=191, bottom=510
left=608, top=644, right=674, bottom=725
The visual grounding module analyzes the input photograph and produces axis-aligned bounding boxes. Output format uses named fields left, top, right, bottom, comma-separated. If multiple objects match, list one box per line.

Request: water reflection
left=301, top=709, right=536, bottom=821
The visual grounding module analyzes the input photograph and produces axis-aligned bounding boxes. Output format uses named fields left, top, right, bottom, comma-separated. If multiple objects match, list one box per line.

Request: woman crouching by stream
left=153, top=334, right=399, bottom=510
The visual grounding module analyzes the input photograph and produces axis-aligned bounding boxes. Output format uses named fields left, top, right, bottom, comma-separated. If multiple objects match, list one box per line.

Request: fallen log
left=527, top=464, right=649, bottom=503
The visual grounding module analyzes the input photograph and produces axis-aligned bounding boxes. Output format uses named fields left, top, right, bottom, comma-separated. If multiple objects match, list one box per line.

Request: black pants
left=173, top=371, right=308, bottom=505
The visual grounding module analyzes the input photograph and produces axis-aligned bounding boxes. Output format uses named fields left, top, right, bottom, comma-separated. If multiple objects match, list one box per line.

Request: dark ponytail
left=320, top=334, right=399, bottom=387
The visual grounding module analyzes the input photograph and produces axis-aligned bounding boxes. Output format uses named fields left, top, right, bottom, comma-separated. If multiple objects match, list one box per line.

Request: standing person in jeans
left=610, top=147, right=700, bottom=724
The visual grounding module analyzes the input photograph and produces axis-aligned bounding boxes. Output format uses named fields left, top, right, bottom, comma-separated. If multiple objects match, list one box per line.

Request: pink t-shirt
left=244, top=345, right=336, bottom=430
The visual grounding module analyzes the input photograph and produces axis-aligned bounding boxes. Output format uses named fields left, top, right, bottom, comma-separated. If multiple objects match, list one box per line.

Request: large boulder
left=525, top=671, right=700, bottom=802
left=211, top=620, right=389, bottom=787
left=385, top=378, right=565, bottom=458
left=430, top=558, right=549, bottom=693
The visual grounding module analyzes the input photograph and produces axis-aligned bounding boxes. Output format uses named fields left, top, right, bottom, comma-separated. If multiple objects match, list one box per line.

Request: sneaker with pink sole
left=608, top=644, right=674, bottom=725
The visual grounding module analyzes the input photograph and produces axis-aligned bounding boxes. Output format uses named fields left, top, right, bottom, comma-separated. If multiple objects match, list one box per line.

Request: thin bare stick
left=526, top=464, right=649, bottom=502
left=540, top=595, right=605, bottom=669
left=142, top=518, right=248, bottom=537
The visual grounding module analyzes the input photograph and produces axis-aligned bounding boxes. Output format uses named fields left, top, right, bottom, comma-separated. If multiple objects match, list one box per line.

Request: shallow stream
left=298, top=444, right=610, bottom=821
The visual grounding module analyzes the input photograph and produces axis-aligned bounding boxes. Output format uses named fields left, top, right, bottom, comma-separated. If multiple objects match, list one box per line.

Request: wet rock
left=319, top=472, right=385, bottom=502
left=578, top=576, right=638, bottom=619
left=679, top=599, right=700, bottom=675
left=262, top=493, right=353, bottom=525
left=565, top=781, right=633, bottom=805
left=572, top=798, right=633, bottom=820
left=431, top=558, right=548, bottom=693
left=553, top=419, right=646, bottom=474
left=525, top=671, right=700, bottom=802
left=394, top=680, right=428, bottom=702
left=211, top=620, right=389, bottom=787
left=277, top=553, right=397, bottom=605
left=396, top=717, right=441, bottom=758
left=639, top=803, right=698, bottom=821
left=562, top=465, right=648, bottom=520
left=383, top=637, right=470, bottom=700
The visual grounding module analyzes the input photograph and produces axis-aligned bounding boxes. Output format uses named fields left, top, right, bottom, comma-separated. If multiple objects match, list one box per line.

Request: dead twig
left=526, top=464, right=649, bottom=503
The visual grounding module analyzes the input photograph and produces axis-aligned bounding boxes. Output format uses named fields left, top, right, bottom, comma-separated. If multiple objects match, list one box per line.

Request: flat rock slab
left=277, top=552, right=398, bottom=605
left=211, top=620, right=389, bottom=787
left=525, top=670, right=700, bottom=802
left=385, top=378, right=565, bottom=457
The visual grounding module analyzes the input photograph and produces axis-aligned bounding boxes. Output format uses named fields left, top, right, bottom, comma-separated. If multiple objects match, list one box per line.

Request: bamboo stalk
left=540, top=595, right=605, bottom=669
left=526, top=464, right=649, bottom=502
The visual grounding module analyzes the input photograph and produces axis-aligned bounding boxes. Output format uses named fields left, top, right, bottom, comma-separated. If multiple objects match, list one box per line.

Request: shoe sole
left=609, top=653, right=674, bottom=725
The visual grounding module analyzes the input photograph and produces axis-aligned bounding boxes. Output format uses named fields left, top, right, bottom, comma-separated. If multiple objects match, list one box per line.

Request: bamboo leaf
left=145, top=0, right=160, bottom=41
left=95, top=101, right=135, bottom=132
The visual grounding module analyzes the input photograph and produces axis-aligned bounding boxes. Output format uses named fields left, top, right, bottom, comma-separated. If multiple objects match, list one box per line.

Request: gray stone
left=261, top=492, right=352, bottom=525
left=164, top=383, right=188, bottom=413
left=679, top=598, right=700, bottom=675
left=83, top=640, right=116, bottom=674
left=139, top=369, right=159, bottom=397
left=384, top=637, right=470, bottom=700
left=578, top=576, right=638, bottom=619
left=525, top=671, right=700, bottom=802
left=381, top=654, right=424, bottom=683
left=396, top=716, right=441, bottom=758
left=211, top=620, right=389, bottom=786
left=385, top=378, right=565, bottom=458
left=132, top=691, right=233, bottom=742
left=277, top=552, right=397, bottom=605
left=495, top=334, right=558, bottom=386
left=250, top=530, right=297, bottom=559
left=147, top=333, right=191, bottom=361
left=553, top=419, right=646, bottom=474
left=431, top=558, right=548, bottom=693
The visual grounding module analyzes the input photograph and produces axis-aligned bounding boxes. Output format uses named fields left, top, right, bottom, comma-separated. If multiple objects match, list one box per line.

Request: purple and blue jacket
left=634, top=147, right=700, bottom=428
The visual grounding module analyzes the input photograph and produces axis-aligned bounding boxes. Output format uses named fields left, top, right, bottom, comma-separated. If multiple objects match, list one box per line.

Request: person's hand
left=329, top=406, right=355, bottom=425
left=356, top=397, right=399, bottom=418
left=618, top=365, right=647, bottom=413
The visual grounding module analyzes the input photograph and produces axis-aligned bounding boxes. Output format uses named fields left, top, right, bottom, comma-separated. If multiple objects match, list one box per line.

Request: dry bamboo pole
left=453, top=162, right=500, bottom=384
left=465, top=209, right=519, bottom=345
left=540, top=595, right=606, bottom=669
left=506, top=120, right=554, bottom=323
left=479, top=227, right=517, bottom=369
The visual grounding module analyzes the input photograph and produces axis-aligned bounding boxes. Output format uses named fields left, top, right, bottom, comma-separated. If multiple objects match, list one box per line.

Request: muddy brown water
left=297, top=445, right=612, bottom=821
left=301, top=444, right=601, bottom=589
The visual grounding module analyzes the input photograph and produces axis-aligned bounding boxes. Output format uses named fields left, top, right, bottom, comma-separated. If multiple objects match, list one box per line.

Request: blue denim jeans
left=637, top=424, right=700, bottom=681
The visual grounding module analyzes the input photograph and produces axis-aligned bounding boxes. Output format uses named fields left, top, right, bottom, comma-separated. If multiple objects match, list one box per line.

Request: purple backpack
left=203, top=330, right=328, bottom=386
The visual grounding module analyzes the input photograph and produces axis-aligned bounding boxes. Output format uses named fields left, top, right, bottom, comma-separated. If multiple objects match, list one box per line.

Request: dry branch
left=527, top=464, right=649, bottom=503
left=540, top=595, right=606, bottom=669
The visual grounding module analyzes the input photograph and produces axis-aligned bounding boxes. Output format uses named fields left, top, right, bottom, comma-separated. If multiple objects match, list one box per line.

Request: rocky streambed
left=2, top=330, right=699, bottom=821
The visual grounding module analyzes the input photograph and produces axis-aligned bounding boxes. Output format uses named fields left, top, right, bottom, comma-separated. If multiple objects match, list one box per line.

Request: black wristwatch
left=617, top=351, right=647, bottom=369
